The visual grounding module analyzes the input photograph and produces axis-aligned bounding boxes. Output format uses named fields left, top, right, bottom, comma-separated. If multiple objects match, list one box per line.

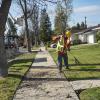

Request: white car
left=50, top=43, right=57, bottom=48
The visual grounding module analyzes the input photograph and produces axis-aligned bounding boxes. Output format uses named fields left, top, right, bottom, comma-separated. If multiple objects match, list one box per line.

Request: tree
left=54, top=0, right=72, bottom=34
left=17, top=0, right=35, bottom=52
left=76, top=22, right=80, bottom=29
left=80, top=21, right=85, bottom=29
left=18, top=28, right=26, bottom=46
left=55, top=2, right=65, bottom=34
left=30, top=3, right=39, bottom=46
left=7, top=17, right=17, bottom=36
left=55, top=13, right=65, bottom=34
left=40, top=8, right=52, bottom=43
left=96, top=31, right=100, bottom=42
left=0, top=0, right=12, bottom=77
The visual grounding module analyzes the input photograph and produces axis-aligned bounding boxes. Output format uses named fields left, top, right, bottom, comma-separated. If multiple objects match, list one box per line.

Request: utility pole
left=85, top=16, right=87, bottom=28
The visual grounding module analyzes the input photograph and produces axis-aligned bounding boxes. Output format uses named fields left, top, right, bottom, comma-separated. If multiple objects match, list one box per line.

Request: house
left=78, top=30, right=96, bottom=43
left=71, top=25, right=100, bottom=44
left=5, top=34, right=19, bottom=49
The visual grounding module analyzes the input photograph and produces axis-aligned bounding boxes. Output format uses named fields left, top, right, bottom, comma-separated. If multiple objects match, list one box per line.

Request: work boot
left=59, top=66, right=62, bottom=73
left=66, top=66, right=69, bottom=69
left=59, top=70, right=62, bottom=73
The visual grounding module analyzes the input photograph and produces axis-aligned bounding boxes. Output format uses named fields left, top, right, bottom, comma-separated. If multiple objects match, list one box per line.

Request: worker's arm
left=67, top=37, right=71, bottom=51
left=66, top=31, right=71, bottom=51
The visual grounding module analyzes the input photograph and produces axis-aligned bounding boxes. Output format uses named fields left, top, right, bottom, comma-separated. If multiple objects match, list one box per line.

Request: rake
left=68, top=51, right=81, bottom=64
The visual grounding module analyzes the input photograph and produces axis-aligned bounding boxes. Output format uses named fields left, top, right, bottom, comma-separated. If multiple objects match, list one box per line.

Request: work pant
left=58, top=53, right=68, bottom=71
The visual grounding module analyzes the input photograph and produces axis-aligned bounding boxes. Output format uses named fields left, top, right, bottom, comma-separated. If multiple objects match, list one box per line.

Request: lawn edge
left=11, top=52, right=37, bottom=100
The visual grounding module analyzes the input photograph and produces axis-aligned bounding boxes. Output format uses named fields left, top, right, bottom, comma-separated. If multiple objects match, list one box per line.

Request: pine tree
left=76, top=22, right=80, bottom=29
left=40, top=8, right=52, bottom=43
left=81, top=22, right=85, bottom=29
left=7, top=17, right=17, bottom=36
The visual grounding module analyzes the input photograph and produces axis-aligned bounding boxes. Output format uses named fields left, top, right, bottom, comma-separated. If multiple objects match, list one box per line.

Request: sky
left=71, top=0, right=100, bottom=27
left=9, top=0, right=100, bottom=29
left=47, top=0, right=100, bottom=28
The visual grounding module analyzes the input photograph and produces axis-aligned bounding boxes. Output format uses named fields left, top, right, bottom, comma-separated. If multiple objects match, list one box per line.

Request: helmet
left=66, top=30, right=71, bottom=38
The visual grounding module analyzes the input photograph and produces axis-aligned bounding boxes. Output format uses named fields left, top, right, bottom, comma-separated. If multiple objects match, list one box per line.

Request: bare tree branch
left=18, top=0, right=25, bottom=14
left=42, top=0, right=57, bottom=4
left=27, top=3, right=36, bottom=19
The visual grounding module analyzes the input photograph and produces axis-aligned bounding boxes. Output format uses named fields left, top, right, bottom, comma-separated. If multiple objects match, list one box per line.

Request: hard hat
left=66, top=30, right=71, bottom=38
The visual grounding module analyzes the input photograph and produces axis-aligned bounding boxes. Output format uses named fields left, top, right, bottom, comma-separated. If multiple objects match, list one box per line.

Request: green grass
left=49, top=44, right=100, bottom=80
left=0, top=52, right=36, bottom=100
left=49, top=44, right=100, bottom=100
left=80, top=87, right=100, bottom=100
left=32, top=46, right=39, bottom=50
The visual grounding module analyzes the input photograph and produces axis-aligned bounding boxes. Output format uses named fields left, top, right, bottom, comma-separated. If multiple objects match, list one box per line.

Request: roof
left=92, top=27, right=100, bottom=30
left=75, top=24, right=100, bottom=35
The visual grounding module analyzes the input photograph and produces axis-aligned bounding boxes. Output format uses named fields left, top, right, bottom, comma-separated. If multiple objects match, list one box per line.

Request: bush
left=47, top=41, right=51, bottom=47
left=72, top=39, right=82, bottom=45
left=44, top=41, right=51, bottom=49
left=98, top=40, right=100, bottom=44
left=96, top=31, right=100, bottom=41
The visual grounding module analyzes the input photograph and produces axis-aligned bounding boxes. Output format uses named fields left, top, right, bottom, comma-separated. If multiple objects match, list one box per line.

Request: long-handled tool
left=68, top=51, right=81, bottom=64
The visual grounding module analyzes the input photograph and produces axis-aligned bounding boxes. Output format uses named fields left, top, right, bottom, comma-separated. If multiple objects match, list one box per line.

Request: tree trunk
left=0, top=0, right=12, bottom=77
left=0, top=36, right=8, bottom=76
left=35, top=35, right=37, bottom=46
left=24, top=0, right=31, bottom=52
left=24, top=17, right=31, bottom=52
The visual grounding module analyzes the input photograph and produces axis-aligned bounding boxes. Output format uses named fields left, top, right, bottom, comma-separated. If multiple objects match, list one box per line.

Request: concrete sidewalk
left=70, top=79, right=100, bottom=90
left=13, top=47, right=79, bottom=100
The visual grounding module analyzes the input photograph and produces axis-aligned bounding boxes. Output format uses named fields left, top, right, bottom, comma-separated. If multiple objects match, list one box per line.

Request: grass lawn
left=0, top=52, right=36, bottom=100
left=80, top=87, right=100, bottom=100
left=49, top=44, right=100, bottom=100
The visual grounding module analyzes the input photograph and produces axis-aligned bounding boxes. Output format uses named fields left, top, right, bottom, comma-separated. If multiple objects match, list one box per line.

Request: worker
left=56, top=29, right=71, bottom=72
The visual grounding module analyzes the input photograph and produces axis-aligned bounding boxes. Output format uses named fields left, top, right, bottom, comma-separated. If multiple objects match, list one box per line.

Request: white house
left=78, top=30, right=97, bottom=43
left=71, top=25, right=100, bottom=44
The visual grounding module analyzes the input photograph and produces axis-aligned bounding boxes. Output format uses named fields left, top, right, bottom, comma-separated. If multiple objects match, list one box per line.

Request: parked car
left=50, top=43, right=57, bottom=48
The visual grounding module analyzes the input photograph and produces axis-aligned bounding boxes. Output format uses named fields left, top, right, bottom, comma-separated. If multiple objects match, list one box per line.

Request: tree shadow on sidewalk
left=23, top=77, right=68, bottom=81
left=34, top=58, right=47, bottom=63
left=31, top=66, right=57, bottom=69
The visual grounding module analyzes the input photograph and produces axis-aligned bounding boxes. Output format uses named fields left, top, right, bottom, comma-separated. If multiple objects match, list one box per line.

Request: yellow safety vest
left=56, top=37, right=67, bottom=53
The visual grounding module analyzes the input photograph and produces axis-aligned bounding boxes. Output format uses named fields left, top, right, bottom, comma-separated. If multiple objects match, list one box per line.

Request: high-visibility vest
left=57, top=40, right=63, bottom=52
left=56, top=31, right=71, bottom=53
left=56, top=37, right=67, bottom=53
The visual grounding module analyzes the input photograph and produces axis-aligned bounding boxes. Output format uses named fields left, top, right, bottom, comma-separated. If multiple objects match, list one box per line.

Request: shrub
left=98, top=40, right=100, bottom=44
left=72, top=39, right=82, bottom=45
left=96, top=31, right=100, bottom=41
left=47, top=41, right=51, bottom=47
